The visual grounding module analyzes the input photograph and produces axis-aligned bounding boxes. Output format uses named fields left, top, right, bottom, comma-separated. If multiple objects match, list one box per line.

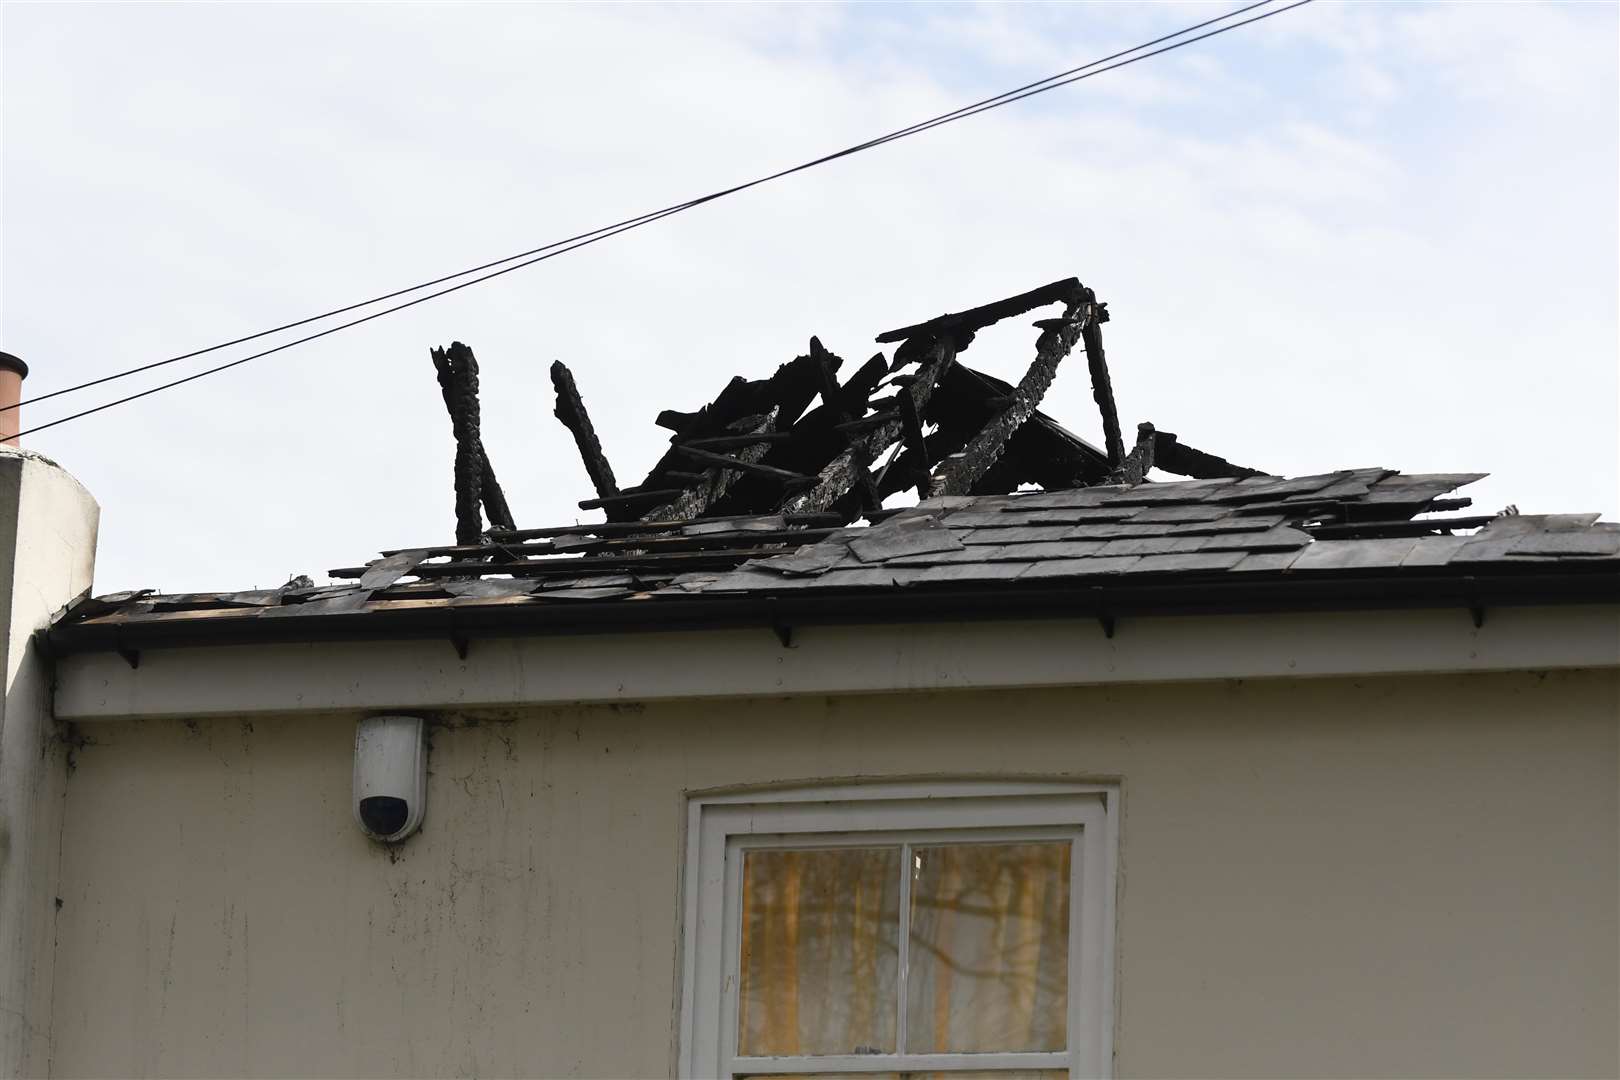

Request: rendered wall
left=0, top=448, right=99, bottom=1079
left=49, top=669, right=1620, bottom=1079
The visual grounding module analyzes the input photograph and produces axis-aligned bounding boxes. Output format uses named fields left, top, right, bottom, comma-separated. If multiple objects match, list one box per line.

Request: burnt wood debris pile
left=316, top=277, right=1486, bottom=591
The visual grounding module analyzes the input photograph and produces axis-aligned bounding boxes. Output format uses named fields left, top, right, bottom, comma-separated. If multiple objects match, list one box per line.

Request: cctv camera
left=354, top=715, right=426, bottom=843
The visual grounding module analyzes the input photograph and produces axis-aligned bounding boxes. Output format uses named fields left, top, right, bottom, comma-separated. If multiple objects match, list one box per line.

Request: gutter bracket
left=1463, top=576, right=1485, bottom=629
left=1093, top=587, right=1116, bottom=639
left=767, top=597, right=795, bottom=649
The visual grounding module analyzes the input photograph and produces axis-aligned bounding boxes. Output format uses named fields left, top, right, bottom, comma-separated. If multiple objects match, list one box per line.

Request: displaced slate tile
left=1126, top=504, right=1231, bottom=523
left=962, top=526, right=1074, bottom=545
left=938, top=511, right=1025, bottom=528
left=1167, top=514, right=1285, bottom=536
left=1022, top=507, right=1139, bottom=525
left=752, top=552, right=841, bottom=577
left=886, top=547, right=1005, bottom=567
left=1401, top=536, right=1470, bottom=567
left=537, top=574, right=638, bottom=590
left=1449, top=514, right=1605, bottom=563
left=907, top=561, right=1035, bottom=584
left=1289, top=538, right=1419, bottom=570
left=1063, top=523, right=1167, bottom=541
left=1122, top=551, right=1247, bottom=574
left=358, top=550, right=428, bottom=590
left=1208, top=474, right=1341, bottom=503
left=1474, top=513, right=1601, bottom=535
left=848, top=521, right=965, bottom=563
left=1280, top=468, right=1390, bottom=504
left=1098, top=535, right=1209, bottom=557
left=1360, top=473, right=1486, bottom=503
left=997, top=539, right=1110, bottom=560
left=1511, top=531, right=1620, bottom=557
left=1091, top=485, right=1210, bottom=506
left=443, top=579, right=541, bottom=598
left=1018, top=555, right=1141, bottom=578
left=913, top=494, right=980, bottom=511
left=544, top=586, right=638, bottom=600
left=1200, top=524, right=1313, bottom=553
left=1229, top=551, right=1301, bottom=573
left=1001, top=488, right=1121, bottom=508
left=261, top=590, right=373, bottom=616
left=801, top=567, right=915, bottom=589
left=700, top=568, right=810, bottom=592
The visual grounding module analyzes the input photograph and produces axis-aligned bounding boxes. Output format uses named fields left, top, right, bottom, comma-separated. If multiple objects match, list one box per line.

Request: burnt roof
left=42, top=278, right=1620, bottom=657
left=46, top=470, right=1620, bottom=657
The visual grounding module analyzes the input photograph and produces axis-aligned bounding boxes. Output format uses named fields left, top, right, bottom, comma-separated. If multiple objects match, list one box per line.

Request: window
left=679, top=782, right=1118, bottom=1079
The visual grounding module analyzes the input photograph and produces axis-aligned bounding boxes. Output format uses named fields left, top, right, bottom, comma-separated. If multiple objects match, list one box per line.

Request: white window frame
left=677, top=780, right=1119, bottom=1079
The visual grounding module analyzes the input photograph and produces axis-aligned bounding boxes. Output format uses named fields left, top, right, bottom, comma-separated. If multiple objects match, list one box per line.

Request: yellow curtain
left=737, top=841, right=1070, bottom=1059
left=739, top=847, right=901, bottom=1057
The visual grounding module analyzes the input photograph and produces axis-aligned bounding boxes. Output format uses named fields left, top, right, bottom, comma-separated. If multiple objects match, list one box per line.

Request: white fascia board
left=52, top=604, right=1620, bottom=721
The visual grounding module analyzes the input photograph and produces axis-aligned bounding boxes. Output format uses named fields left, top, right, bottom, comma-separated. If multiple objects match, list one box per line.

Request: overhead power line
left=12, top=0, right=1311, bottom=439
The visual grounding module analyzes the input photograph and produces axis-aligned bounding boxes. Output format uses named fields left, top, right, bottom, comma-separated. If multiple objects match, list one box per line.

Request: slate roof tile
left=962, top=526, right=1074, bottom=545
left=1122, top=551, right=1248, bottom=573
left=1018, top=555, right=1141, bottom=578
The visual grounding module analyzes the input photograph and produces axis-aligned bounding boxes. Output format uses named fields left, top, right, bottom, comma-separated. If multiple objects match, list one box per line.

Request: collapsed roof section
left=45, top=277, right=1620, bottom=656
left=449, top=277, right=1261, bottom=544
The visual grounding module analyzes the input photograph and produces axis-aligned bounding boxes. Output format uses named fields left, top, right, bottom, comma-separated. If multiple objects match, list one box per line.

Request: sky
left=2, top=1, right=1616, bottom=594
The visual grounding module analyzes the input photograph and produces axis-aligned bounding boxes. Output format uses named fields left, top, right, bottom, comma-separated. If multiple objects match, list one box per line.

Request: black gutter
left=42, top=567, right=1620, bottom=658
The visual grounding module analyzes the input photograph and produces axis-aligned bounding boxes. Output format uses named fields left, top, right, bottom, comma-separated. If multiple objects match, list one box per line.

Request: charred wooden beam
left=928, top=301, right=1091, bottom=497
left=642, top=410, right=780, bottom=522
left=1113, top=422, right=1158, bottom=486
left=672, top=444, right=814, bottom=484
left=550, top=360, right=619, bottom=499
left=780, top=336, right=958, bottom=515
left=432, top=342, right=514, bottom=543
left=485, top=511, right=843, bottom=543
left=683, top=432, right=796, bottom=449
left=876, top=278, right=1085, bottom=347
left=1307, top=516, right=1496, bottom=539
left=897, top=392, right=929, bottom=498
left=579, top=487, right=685, bottom=511
left=1078, top=296, right=1125, bottom=468
left=810, top=337, right=883, bottom=512
left=1150, top=430, right=1263, bottom=480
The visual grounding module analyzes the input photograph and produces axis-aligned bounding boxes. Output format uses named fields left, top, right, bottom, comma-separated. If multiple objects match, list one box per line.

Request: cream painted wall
left=49, top=670, right=1619, bottom=1079
left=0, top=447, right=99, bottom=1078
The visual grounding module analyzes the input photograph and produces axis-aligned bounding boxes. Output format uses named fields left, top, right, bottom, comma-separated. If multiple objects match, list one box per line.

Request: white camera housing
left=353, top=715, right=426, bottom=843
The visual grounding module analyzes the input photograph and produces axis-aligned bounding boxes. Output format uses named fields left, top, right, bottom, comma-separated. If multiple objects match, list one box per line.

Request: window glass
left=739, top=847, right=902, bottom=1056
left=905, top=842, right=1071, bottom=1053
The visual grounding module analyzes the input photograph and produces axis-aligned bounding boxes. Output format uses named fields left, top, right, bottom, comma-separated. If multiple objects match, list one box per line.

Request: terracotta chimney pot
left=0, top=353, right=27, bottom=447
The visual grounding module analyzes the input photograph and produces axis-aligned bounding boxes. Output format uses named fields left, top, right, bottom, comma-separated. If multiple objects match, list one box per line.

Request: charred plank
left=876, top=278, right=1084, bottom=346
left=671, top=444, right=814, bottom=483
left=1113, top=422, right=1158, bottom=486
left=642, top=410, right=780, bottom=522
left=550, top=360, right=619, bottom=499
left=780, top=336, right=958, bottom=515
left=432, top=342, right=514, bottom=542
left=1151, top=430, right=1264, bottom=480
left=1078, top=297, right=1125, bottom=468
left=928, top=300, right=1091, bottom=496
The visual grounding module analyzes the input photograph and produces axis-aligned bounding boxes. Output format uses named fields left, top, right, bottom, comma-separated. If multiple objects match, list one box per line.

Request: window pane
left=906, top=841, right=1071, bottom=1053
left=903, top=1073, right=1066, bottom=1079
left=739, top=847, right=902, bottom=1056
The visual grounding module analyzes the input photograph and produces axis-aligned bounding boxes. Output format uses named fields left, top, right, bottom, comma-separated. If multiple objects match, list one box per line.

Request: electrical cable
left=12, top=0, right=1311, bottom=439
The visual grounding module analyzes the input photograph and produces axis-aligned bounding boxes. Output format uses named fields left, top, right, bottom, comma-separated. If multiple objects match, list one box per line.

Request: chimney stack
left=0, top=353, right=27, bottom=446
